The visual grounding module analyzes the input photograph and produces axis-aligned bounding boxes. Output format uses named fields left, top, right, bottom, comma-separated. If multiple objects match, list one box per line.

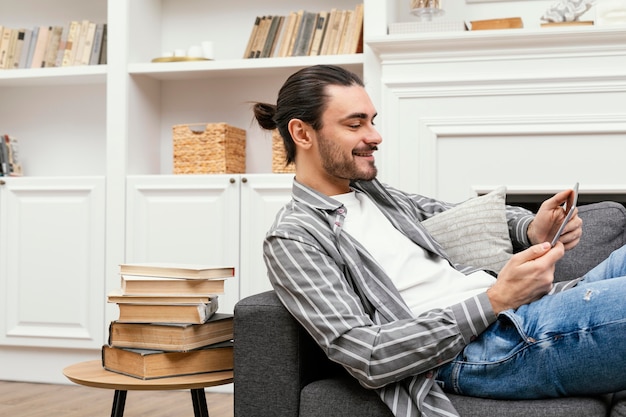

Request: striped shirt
left=263, top=178, right=536, bottom=417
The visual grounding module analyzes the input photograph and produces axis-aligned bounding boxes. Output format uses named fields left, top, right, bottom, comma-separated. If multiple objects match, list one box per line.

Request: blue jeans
left=436, top=244, right=626, bottom=399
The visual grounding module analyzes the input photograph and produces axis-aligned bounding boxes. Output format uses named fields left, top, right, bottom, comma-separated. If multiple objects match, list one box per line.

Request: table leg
left=111, top=389, right=127, bottom=417
left=190, top=388, right=209, bottom=417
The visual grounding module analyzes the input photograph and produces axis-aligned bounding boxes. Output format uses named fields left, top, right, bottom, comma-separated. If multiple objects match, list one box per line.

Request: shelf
left=128, top=54, right=364, bottom=80
left=0, top=65, right=107, bottom=87
left=367, top=25, right=626, bottom=59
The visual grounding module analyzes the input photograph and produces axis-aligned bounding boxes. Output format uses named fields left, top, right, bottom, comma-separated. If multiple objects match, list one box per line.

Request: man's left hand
left=527, top=188, right=582, bottom=251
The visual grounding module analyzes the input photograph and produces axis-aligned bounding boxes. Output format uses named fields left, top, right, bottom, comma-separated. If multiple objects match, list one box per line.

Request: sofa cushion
left=554, top=202, right=626, bottom=281
left=299, top=376, right=609, bottom=417
left=422, top=186, right=512, bottom=273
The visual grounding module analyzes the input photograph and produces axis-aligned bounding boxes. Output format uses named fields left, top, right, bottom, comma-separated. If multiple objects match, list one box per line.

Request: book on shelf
left=309, top=11, right=330, bottom=56
left=88, top=23, right=106, bottom=65
left=43, top=25, right=63, bottom=68
left=101, top=340, right=234, bottom=380
left=17, top=28, right=33, bottom=69
left=24, top=26, right=39, bottom=68
left=242, top=5, right=363, bottom=59
left=0, top=26, right=12, bottom=69
left=120, top=263, right=235, bottom=279
left=291, top=11, right=318, bottom=57
left=72, top=20, right=91, bottom=66
left=77, top=21, right=97, bottom=65
left=61, top=20, right=80, bottom=67
left=120, top=275, right=228, bottom=296
left=108, top=313, right=234, bottom=351
left=97, top=23, right=107, bottom=65
left=30, top=25, right=51, bottom=68
left=5, top=28, right=20, bottom=69
left=1, top=135, right=23, bottom=177
left=114, top=299, right=219, bottom=324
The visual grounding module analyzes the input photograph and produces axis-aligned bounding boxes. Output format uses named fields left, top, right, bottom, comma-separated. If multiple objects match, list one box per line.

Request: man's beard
left=317, top=134, right=378, bottom=181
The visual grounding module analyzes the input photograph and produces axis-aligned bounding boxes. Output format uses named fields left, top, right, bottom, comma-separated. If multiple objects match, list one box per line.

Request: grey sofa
left=234, top=201, right=626, bottom=417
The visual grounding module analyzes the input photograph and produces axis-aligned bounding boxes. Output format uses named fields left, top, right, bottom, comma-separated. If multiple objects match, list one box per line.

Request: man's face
left=315, top=84, right=382, bottom=183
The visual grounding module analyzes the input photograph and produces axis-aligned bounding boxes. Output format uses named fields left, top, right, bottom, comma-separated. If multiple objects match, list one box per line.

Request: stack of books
left=102, top=263, right=235, bottom=380
left=243, top=3, right=364, bottom=59
left=0, top=20, right=107, bottom=70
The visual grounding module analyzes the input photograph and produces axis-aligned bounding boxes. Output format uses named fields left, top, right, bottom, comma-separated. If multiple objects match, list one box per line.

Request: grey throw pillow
left=422, top=186, right=512, bottom=272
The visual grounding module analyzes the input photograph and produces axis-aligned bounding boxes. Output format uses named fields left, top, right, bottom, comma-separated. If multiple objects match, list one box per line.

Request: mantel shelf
left=128, top=54, right=364, bottom=80
left=366, top=25, right=626, bottom=59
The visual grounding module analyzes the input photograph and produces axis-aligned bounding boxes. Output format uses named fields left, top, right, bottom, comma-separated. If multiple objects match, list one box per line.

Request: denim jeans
left=436, top=244, right=626, bottom=399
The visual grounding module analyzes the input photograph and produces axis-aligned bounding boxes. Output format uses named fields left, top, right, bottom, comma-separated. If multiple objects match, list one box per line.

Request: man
left=253, top=64, right=626, bottom=417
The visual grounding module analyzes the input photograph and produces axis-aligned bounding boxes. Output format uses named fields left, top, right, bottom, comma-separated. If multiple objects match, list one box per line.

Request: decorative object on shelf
left=469, top=17, right=524, bottom=30
left=410, top=0, right=444, bottom=21
left=154, top=40, right=215, bottom=62
left=172, top=123, right=246, bottom=174
left=271, top=130, right=295, bottom=173
left=541, top=0, right=596, bottom=24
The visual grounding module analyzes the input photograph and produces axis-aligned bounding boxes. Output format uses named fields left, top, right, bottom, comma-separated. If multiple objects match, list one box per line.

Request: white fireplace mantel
left=365, top=26, right=626, bottom=202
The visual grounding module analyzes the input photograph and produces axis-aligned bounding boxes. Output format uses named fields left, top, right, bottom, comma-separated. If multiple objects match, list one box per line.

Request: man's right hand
left=486, top=242, right=564, bottom=315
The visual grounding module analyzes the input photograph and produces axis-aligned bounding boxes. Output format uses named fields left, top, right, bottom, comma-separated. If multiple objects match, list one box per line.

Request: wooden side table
left=63, top=360, right=233, bottom=417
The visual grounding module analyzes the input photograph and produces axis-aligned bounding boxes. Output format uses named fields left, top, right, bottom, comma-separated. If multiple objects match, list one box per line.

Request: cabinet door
left=239, top=174, right=293, bottom=299
left=0, top=177, right=105, bottom=348
left=126, top=175, right=240, bottom=313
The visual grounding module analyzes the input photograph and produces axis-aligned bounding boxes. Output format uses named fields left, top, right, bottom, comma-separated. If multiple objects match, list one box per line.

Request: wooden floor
left=0, top=380, right=234, bottom=417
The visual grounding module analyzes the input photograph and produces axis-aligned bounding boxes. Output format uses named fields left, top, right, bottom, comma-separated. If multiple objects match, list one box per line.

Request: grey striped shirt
left=263, top=178, right=541, bottom=417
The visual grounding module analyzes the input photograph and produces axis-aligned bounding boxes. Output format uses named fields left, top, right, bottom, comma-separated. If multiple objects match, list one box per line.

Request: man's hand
left=487, top=242, right=564, bottom=314
left=527, top=188, right=582, bottom=250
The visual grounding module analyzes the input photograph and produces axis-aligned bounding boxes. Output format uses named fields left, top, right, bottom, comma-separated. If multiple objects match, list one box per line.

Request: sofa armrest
left=555, top=202, right=626, bottom=281
left=234, top=291, right=339, bottom=417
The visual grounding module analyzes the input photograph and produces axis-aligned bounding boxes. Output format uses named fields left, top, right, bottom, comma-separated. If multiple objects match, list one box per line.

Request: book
left=0, top=26, right=12, bottom=69
left=243, top=16, right=261, bottom=59
left=72, top=20, right=91, bottom=65
left=107, top=289, right=214, bottom=304
left=309, top=11, right=329, bottom=56
left=98, top=23, right=107, bottom=64
left=108, top=313, right=234, bottom=351
left=29, top=25, right=51, bottom=68
left=120, top=275, right=227, bottom=296
left=319, top=9, right=339, bottom=55
left=78, top=21, right=97, bottom=65
left=5, top=135, right=22, bottom=176
left=115, top=299, right=219, bottom=324
left=5, top=28, right=20, bottom=69
left=119, top=263, right=234, bottom=279
left=24, top=26, right=39, bottom=68
left=61, top=20, right=80, bottom=67
left=101, top=340, right=234, bottom=379
left=17, top=28, right=33, bottom=69
left=261, top=15, right=284, bottom=58
left=89, top=23, right=105, bottom=65
left=291, top=11, right=317, bottom=57
left=276, top=12, right=297, bottom=57
left=342, top=3, right=364, bottom=55
left=285, top=10, right=304, bottom=57
left=43, top=25, right=63, bottom=67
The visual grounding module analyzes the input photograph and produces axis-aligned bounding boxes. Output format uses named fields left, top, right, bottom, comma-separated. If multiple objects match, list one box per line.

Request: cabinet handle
left=241, top=177, right=248, bottom=183
left=229, top=178, right=236, bottom=184
left=0, top=179, right=5, bottom=186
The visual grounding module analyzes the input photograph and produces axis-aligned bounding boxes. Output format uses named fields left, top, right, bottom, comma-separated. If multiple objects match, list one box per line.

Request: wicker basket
left=173, top=123, right=246, bottom=174
left=272, top=130, right=295, bottom=173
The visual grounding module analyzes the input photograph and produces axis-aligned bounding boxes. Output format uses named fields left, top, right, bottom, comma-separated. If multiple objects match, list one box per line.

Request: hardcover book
left=101, top=340, right=234, bottom=379
left=115, top=299, right=219, bottom=324
left=108, top=313, right=233, bottom=351
left=120, top=275, right=227, bottom=296
left=119, top=263, right=234, bottom=280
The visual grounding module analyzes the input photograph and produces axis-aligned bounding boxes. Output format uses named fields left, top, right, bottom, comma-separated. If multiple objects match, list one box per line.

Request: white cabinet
left=126, top=174, right=293, bottom=315
left=0, top=177, right=105, bottom=381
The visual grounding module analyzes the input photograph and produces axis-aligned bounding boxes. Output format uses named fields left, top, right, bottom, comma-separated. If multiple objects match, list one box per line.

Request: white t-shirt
left=333, top=190, right=496, bottom=317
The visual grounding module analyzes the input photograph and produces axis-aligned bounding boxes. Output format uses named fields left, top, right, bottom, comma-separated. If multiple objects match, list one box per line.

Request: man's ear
left=288, top=119, right=313, bottom=149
